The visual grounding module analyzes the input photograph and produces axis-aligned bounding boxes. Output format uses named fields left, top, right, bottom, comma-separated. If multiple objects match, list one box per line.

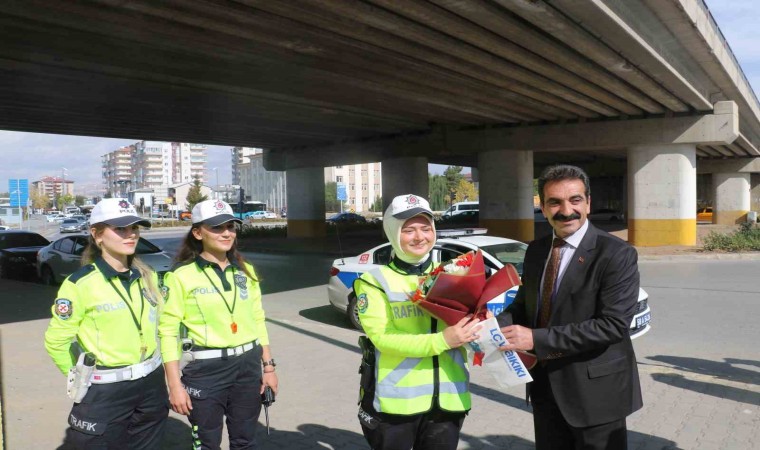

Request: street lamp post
left=213, top=167, right=219, bottom=199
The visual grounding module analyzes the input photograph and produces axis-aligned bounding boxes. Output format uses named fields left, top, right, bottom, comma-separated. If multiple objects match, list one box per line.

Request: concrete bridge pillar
left=381, top=156, right=428, bottom=211
left=628, top=144, right=697, bottom=246
left=713, top=172, right=750, bottom=224
left=478, top=149, right=534, bottom=242
left=752, top=174, right=760, bottom=213
left=286, top=167, right=326, bottom=238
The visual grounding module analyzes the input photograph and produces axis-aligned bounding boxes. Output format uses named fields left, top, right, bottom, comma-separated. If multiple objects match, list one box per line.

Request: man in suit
left=497, top=165, right=642, bottom=450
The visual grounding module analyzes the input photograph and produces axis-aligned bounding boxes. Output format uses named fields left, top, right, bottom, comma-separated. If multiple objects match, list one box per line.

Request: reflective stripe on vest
left=368, top=268, right=409, bottom=303
left=373, top=347, right=469, bottom=412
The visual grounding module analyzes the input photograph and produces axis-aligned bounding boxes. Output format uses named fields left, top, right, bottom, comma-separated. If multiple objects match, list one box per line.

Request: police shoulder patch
left=68, top=264, right=95, bottom=284
left=357, top=293, right=369, bottom=314
left=55, top=298, right=73, bottom=320
left=233, top=273, right=247, bottom=290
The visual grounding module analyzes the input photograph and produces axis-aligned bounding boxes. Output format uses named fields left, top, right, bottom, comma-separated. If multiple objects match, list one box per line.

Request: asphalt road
left=1, top=230, right=758, bottom=448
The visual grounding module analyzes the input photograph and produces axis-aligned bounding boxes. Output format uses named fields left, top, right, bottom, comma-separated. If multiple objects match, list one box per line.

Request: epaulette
left=169, top=260, right=194, bottom=273
left=68, top=264, right=96, bottom=283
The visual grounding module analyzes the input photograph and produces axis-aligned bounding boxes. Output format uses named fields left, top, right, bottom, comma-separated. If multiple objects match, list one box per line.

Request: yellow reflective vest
left=354, top=260, right=470, bottom=415
left=44, top=258, right=161, bottom=374
left=158, top=257, right=269, bottom=363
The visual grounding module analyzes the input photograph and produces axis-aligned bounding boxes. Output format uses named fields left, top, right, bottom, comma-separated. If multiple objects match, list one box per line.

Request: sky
left=0, top=0, right=755, bottom=196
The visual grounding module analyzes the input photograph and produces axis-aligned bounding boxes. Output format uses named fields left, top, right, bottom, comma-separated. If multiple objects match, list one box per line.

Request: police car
left=328, top=229, right=651, bottom=339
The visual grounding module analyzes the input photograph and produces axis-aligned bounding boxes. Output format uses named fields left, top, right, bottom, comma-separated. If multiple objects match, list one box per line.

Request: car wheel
left=347, top=294, right=363, bottom=331
left=40, top=265, right=57, bottom=286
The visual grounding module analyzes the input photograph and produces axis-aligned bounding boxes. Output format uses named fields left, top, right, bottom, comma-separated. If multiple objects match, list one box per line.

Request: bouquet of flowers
left=410, top=250, right=535, bottom=387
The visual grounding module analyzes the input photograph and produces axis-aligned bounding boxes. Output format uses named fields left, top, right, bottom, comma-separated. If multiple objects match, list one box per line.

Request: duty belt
left=191, top=340, right=259, bottom=360
left=90, top=353, right=162, bottom=384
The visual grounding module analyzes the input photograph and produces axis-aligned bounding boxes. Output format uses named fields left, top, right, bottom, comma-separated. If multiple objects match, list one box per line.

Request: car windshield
left=0, top=233, right=50, bottom=249
left=136, top=238, right=162, bottom=255
left=480, top=242, right=528, bottom=273
left=62, top=219, right=78, bottom=224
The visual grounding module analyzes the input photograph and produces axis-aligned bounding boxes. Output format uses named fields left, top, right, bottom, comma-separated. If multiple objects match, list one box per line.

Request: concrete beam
left=264, top=103, right=738, bottom=170
left=697, top=157, right=760, bottom=174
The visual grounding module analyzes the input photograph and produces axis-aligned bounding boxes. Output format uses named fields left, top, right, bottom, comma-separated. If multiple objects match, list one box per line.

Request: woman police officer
left=354, top=194, right=481, bottom=450
left=158, top=199, right=278, bottom=449
left=44, top=198, right=168, bottom=449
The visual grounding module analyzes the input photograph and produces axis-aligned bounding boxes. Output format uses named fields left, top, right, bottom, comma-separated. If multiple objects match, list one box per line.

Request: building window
left=336, top=165, right=343, bottom=169
left=336, top=176, right=343, bottom=183
left=350, top=184, right=354, bottom=191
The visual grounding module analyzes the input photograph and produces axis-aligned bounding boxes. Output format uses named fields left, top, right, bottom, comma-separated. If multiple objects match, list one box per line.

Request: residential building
left=237, top=153, right=286, bottom=213
left=231, top=147, right=262, bottom=185
left=324, top=162, right=382, bottom=213
left=32, top=176, right=75, bottom=201
left=101, top=141, right=207, bottom=203
left=101, top=145, right=133, bottom=194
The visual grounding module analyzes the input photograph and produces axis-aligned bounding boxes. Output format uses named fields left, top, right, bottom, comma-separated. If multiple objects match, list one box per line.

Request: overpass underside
left=1, top=0, right=759, bottom=245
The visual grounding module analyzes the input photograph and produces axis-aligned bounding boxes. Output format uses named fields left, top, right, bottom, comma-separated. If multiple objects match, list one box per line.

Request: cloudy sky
left=0, top=0, right=756, bottom=196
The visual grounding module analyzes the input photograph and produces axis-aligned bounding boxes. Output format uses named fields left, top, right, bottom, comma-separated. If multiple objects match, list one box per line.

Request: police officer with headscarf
left=354, top=194, right=481, bottom=450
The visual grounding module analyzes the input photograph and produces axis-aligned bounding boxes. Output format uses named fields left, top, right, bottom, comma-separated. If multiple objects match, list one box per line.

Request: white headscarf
left=383, top=207, right=436, bottom=265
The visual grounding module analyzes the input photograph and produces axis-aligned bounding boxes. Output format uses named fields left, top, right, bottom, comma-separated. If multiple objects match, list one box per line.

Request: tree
left=57, top=193, right=74, bottom=210
left=443, top=166, right=464, bottom=196
left=324, top=181, right=341, bottom=212
left=30, top=190, right=51, bottom=210
left=371, top=195, right=383, bottom=212
left=428, top=174, right=449, bottom=211
left=453, top=179, right=478, bottom=203
left=75, top=195, right=87, bottom=206
left=186, top=176, right=208, bottom=211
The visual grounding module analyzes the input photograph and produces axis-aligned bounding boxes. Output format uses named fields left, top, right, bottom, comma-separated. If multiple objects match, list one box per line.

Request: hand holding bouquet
left=410, top=250, right=536, bottom=387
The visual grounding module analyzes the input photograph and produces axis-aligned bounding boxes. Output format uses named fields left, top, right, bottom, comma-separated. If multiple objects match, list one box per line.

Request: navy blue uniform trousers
left=182, top=344, right=263, bottom=450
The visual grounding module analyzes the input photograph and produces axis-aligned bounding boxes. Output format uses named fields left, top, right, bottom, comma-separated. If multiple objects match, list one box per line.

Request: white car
left=328, top=229, right=651, bottom=339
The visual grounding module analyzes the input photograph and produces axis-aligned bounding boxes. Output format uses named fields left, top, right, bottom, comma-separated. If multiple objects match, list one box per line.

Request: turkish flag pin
left=578, top=256, right=585, bottom=264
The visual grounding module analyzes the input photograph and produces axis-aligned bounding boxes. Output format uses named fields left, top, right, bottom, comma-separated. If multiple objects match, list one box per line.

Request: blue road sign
left=337, top=182, right=347, bottom=201
left=9, top=179, right=29, bottom=207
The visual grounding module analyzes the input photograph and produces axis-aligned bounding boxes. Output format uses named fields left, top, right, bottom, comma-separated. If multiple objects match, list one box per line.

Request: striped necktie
left=538, top=237, right=566, bottom=328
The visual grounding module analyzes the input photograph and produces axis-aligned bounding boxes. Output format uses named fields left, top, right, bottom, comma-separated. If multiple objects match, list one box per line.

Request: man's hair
left=538, top=165, right=590, bottom=204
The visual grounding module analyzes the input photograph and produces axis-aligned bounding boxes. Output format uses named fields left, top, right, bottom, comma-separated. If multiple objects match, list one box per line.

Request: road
left=0, top=234, right=758, bottom=448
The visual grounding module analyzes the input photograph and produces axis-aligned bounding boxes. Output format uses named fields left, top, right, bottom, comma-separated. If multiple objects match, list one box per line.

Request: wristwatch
left=262, top=359, right=276, bottom=368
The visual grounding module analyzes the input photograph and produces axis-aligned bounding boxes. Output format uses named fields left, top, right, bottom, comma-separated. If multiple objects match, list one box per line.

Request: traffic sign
left=337, top=182, right=347, bottom=201
left=8, top=179, right=29, bottom=207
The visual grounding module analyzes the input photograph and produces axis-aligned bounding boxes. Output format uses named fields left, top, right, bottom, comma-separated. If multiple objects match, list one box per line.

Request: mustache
left=552, top=212, right=581, bottom=221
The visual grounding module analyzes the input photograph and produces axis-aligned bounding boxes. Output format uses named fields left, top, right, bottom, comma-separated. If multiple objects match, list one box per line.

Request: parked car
left=588, top=208, right=625, bottom=222
left=437, top=210, right=479, bottom=226
left=0, top=231, right=50, bottom=280
left=46, top=213, right=63, bottom=223
left=326, top=212, right=367, bottom=223
left=0, top=225, right=9, bottom=231
left=59, top=219, right=85, bottom=233
left=697, top=207, right=713, bottom=222
left=327, top=229, right=651, bottom=339
left=248, top=210, right=277, bottom=220
left=37, top=236, right=173, bottom=285
left=441, top=201, right=479, bottom=218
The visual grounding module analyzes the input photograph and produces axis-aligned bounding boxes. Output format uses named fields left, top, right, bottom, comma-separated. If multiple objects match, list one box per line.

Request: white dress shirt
left=539, top=219, right=590, bottom=301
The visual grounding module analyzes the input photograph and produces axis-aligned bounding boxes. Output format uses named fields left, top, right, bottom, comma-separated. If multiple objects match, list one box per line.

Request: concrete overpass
left=1, top=0, right=759, bottom=244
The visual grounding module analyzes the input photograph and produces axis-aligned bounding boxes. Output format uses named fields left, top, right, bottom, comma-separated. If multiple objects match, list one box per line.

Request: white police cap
left=89, top=198, right=151, bottom=228
left=386, top=194, right=433, bottom=220
left=192, top=200, right=243, bottom=226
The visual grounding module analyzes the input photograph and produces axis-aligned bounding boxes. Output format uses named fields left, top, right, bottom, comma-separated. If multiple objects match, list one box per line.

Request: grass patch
left=702, top=222, right=760, bottom=252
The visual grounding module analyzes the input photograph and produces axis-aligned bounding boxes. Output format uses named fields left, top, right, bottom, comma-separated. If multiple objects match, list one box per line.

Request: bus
left=231, top=201, right=266, bottom=219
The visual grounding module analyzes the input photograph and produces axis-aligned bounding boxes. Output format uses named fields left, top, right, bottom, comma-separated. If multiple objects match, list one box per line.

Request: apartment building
left=101, top=141, right=207, bottom=201
left=32, top=176, right=75, bottom=201
left=324, top=162, right=382, bottom=212
left=231, top=147, right=262, bottom=185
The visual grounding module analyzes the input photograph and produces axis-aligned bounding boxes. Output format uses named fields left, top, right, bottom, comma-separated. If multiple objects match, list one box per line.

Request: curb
left=638, top=252, right=760, bottom=261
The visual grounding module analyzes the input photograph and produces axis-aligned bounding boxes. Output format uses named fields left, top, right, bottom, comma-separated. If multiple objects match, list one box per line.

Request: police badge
left=234, top=273, right=248, bottom=300
left=160, top=285, right=170, bottom=301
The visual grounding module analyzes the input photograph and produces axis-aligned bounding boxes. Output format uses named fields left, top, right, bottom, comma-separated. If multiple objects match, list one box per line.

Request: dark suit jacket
left=497, top=222, right=643, bottom=427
